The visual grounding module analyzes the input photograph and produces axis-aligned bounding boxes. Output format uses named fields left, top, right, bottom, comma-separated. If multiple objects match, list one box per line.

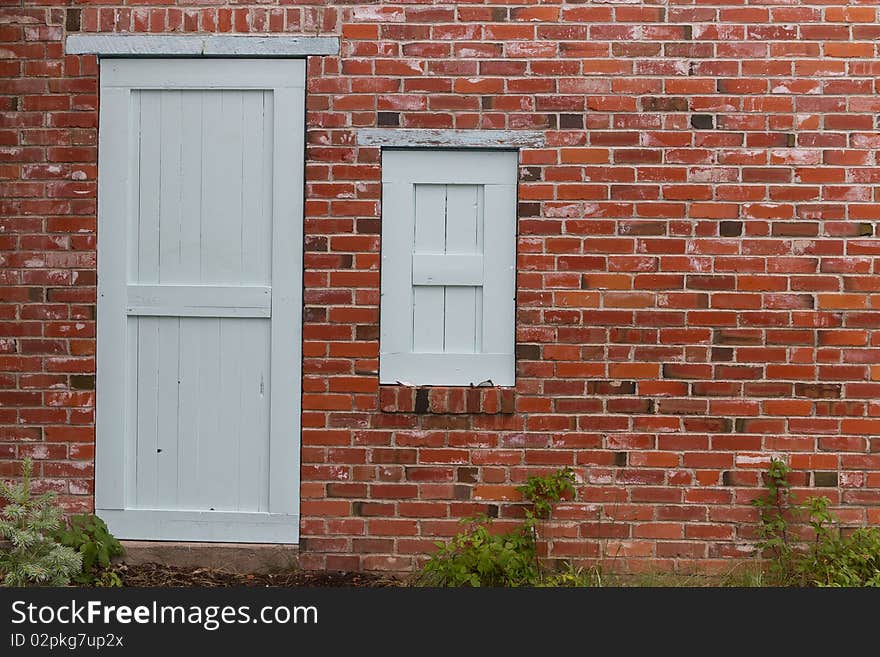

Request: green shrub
left=55, top=514, right=124, bottom=586
left=418, top=468, right=576, bottom=587
left=419, top=515, right=538, bottom=587
left=0, top=458, right=82, bottom=586
left=753, top=458, right=880, bottom=587
left=803, top=527, right=880, bottom=587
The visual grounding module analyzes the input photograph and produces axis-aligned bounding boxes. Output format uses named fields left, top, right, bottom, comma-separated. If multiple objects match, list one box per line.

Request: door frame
left=95, top=57, right=305, bottom=542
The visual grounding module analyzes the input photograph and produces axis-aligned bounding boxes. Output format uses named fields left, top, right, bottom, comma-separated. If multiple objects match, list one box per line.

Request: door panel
left=96, top=59, right=303, bottom=543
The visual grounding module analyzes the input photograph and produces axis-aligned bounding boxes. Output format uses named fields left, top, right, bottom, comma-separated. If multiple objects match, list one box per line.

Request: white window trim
left=66, top=34, right=339, bottom=57
left=380, top=149, right=518, bottom=388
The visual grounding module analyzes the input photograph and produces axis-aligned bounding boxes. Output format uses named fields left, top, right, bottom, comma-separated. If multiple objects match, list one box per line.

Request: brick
left=641, top=97, right=689, bottom=112
left=691, top=114, right=714, bottom=130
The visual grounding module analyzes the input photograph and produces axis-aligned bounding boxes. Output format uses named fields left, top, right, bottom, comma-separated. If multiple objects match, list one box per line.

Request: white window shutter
left=380, top=150, right=517, bottom=386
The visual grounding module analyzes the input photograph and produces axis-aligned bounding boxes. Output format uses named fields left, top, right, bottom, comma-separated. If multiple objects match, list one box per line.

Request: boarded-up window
left=380, top=150, right=517, bottom=386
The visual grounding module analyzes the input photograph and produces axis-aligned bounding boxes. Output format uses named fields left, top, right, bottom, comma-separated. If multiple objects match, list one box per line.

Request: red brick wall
left=3, top=1, right=880, bottom=573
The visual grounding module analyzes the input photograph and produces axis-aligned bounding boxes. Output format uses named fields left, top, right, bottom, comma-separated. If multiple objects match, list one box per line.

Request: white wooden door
left=96, top=59, right=303, bottom=542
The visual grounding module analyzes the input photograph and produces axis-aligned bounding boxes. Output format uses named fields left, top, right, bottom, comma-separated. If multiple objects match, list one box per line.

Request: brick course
left=2, top=1, right=880, bottom=573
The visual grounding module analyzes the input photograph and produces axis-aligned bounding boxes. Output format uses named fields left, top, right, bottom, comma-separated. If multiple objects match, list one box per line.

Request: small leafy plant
left=0, top=458, right=82, bottom=586
left=752, top=458, right=799, bottom=581
left=55, top=514, right=124, bottom=586
left=517, top=467, right=576, bottom=521
left=419, top=514, right=538, bottom=587
left=418, top=468, right=576, bottom=587
left=753, top=458, right=880, bottom=587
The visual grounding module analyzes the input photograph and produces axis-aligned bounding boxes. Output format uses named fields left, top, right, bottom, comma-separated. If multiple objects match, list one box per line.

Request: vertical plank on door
left=134, top=317, right=159, bottom=507
left=216, top=318, right=243, bottom=511
left=123, top=318, right=138, bottom=505
left=443, top=184, right=480, bottom=353
left=238, top=320, right=271, bottom=512
left=158, top=90, right=182, bottom=283
left=155, top=318, right=180, bottom=508
left=199, top=92, right=222, bottom=285
left=240, top=91, right=272, bottom=285
left=268, top=82, right=304, bottom=515
left=195, top=318, right=221, bottom=510
left=137, top=91, right=161, bottom=285
left=202, top=91, right=245, bottom=285
left=95, top=84, right=131, bottom=510
left=413, top=184, right=446, bottom=353
left=175, top=316, right=201, bottom=509
left=176, top=91, right=203, bottom=285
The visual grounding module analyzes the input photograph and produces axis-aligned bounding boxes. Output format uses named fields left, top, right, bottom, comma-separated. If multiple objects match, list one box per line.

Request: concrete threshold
left=119, top=541, right=299, bottom=574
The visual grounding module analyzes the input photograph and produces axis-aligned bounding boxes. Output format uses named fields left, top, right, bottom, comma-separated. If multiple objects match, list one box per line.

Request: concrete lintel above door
left=66, top=34, right=339, bottom=57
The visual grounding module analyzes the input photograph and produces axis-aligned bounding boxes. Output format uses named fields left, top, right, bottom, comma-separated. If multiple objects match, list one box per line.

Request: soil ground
left=111, top=563, right=400, bottom=587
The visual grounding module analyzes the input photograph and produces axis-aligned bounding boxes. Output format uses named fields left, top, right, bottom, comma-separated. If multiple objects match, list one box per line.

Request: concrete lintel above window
left=357, top=128, right=546, bottom=149
left=65, top=34, right=339, bottom=57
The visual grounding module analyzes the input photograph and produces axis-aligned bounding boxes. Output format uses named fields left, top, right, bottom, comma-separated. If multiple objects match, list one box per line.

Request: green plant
left=55, top=514, right=124, bottom=586
left=517, top=467, right=576, bottom=577
left=418, top=515, right=538, bottom=587
left=418, top=468, right=577, bottom=587
left=94, top=567, right=124, bottom=588
left=0, top=458, right=82, bottom=586
left=752, top=458, right=880, bottom=587
left=751, top=458, right=799, bottom=582
left=801, top=527, right=880, bottom=587
left=516, top=467, right=576, bottom=520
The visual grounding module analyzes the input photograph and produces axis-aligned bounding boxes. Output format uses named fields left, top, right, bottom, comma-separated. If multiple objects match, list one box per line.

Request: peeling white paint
left=545, top=204, right=581, bottom=218
left=735, top=454, right=772, bottom=466
left=790, top=239, right=815, bottom=255
left=357, top=128, right=545, bottom=148
left=673, top=60, right=690, bottom=76
left=589, top=471, right=614, bottom=485
left=28, top=446, right=50, bottom=459
left=350, top=6, right=404, bottom=22
left=688, top=257, right=712, bottom=272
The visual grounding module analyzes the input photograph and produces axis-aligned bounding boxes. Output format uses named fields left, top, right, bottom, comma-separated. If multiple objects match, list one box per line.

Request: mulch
left=111, top=563, right=401, bottom=588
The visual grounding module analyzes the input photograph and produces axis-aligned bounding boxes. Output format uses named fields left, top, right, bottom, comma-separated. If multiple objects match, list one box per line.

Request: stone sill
left=379, top=385, right=515, bottom=415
